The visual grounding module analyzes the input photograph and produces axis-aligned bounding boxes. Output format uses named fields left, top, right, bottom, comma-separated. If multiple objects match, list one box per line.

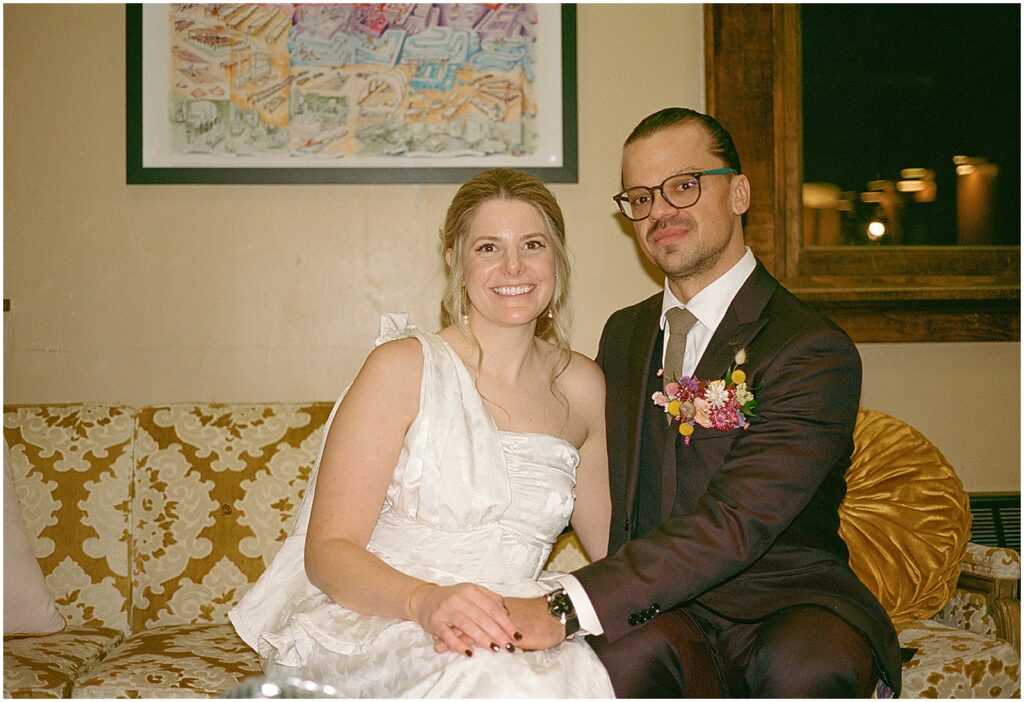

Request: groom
left=511, top=108, right=903, bottom=697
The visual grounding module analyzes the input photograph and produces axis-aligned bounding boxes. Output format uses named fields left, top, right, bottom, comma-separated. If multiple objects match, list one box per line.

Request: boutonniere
left=652, top=348, right=757, bottom=445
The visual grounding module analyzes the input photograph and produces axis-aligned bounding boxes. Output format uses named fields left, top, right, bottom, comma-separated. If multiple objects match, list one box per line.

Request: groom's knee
left=587, top=608, right=725, bottom=698
left=745, top=606, right=877, bottom=698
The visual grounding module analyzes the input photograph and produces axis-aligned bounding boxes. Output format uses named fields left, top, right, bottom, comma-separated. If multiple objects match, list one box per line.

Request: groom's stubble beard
left=640, top=214, right=730, bottom=285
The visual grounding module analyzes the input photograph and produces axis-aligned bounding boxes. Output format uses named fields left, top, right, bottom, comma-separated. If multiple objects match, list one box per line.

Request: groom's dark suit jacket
left=575, top=260, right=902, bottom=694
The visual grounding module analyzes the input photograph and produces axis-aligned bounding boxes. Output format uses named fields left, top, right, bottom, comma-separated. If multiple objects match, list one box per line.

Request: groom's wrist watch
left=545, top=588, right=580, bottom=639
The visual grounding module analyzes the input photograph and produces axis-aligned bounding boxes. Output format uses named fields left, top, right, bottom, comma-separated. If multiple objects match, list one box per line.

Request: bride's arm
left=304, top=337, right=520, bottom=655
left=567, top=354, right=611, bottom=561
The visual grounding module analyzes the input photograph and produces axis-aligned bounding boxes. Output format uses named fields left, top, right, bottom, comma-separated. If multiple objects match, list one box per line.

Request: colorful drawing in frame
left=128, top=3, right=577, bottom=183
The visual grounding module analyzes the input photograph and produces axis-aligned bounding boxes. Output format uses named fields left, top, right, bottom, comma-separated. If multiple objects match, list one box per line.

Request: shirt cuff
left=555, top=574, right=604, bottom=636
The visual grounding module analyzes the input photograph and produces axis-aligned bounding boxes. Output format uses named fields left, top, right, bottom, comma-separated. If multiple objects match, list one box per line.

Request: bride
left=229, top=169, right=615, bottom=697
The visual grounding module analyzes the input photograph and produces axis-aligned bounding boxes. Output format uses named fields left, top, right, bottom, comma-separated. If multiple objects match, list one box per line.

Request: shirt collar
left=660, top=247, right=757, bottom=331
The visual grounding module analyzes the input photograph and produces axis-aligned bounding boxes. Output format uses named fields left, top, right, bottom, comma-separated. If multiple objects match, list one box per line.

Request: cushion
left=3, top=625, right=124, bottom=698
left=3, top=404, right=135, bottom=633
left=897, top=618, right=1020, bottom=698
left=839, top=409, right=971, bottom=624
left=547, top=530, right=589, bottom=572
left=3, top=440, right=64, bottom=636
left=131, top=404, right=333, bottom=630
left=71, top=623, right=260, bottom=698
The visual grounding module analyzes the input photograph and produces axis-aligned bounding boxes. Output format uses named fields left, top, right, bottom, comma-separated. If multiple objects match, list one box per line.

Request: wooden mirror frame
left=705, top=5, right=1020, bottom=342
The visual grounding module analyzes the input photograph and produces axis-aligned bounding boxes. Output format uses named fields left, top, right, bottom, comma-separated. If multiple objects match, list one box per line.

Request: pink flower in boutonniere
left=651, top=348, right=757, bottom=445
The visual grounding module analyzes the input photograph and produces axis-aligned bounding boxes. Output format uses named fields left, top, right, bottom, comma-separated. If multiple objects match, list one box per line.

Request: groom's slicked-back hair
left=625, top=107, right=742, bottom=174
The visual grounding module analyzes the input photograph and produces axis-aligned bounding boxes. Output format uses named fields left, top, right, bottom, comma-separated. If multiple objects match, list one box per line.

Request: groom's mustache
left=647, top=215, right=697, bottom=242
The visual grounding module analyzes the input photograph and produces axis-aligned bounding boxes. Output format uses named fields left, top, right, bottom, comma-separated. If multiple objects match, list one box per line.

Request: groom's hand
left=504, top=596, right=565, bottom=651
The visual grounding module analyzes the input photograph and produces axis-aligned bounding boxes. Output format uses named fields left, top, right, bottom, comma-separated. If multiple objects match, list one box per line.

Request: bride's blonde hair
left=439, top=168, right=572, bottom=385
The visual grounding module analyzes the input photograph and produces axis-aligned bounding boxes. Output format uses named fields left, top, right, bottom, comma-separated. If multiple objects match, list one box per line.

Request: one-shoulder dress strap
left=376, top=312, right=415, bottom=346
left=367, top=314, right=512, bottom=527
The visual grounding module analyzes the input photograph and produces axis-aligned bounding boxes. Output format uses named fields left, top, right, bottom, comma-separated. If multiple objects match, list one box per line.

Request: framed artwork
left=126, top=4, right=577, bottom=184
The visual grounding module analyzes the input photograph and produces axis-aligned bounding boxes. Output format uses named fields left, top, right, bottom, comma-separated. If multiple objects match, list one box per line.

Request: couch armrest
left=933, top=542, right=1020, bottom=653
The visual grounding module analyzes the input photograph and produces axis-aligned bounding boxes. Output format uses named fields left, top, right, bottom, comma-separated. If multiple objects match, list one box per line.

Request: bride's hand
left=407, top=582, right=521, bottom=656
left=431, top=626, right=472, bottom=654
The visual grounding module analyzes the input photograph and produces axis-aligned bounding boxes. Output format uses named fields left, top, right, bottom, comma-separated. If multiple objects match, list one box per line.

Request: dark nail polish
left=465, top=649, right=473, bottom=657
left=514, top=631, right=523, bottom=641
left=490, top=643, right=500, bottom=652
left=505, top=643, right=516, bottom=652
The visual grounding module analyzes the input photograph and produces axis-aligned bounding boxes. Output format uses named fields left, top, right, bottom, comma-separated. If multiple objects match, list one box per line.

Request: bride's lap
left=264, top=633, right=612, bottom=698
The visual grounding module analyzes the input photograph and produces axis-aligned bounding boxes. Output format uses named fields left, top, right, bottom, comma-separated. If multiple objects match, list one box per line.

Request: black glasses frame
left=612, top=168, right=738, bottom=221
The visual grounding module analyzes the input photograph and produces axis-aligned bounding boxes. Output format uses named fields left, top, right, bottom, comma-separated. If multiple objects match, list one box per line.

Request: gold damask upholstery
left=897, top=618, right=1020, bottom=698
left=3, top=405, right=134, bottom=634
left=935, top=543, right=1022, bottom=653
left=3, top=627, right=123, bottom=698
left=548, top=531, right=589, bottom=574
left=3, top=403, right=332, bottom=698
left=70, top=623, right=260, bottom=698
left=4, top=405, right=134, bottom=698
left=131, top=404, right=333, bottom=631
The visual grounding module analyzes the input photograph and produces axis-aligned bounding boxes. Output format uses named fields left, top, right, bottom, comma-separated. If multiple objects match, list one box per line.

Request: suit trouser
left=588, top=603, right=878, bottom=698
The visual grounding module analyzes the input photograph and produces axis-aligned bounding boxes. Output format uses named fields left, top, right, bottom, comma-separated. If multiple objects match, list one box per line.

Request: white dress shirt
left=556, top=248, right=757, bottom=636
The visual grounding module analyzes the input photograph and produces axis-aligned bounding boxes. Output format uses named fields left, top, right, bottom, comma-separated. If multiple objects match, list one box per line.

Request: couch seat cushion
left=3, top=626, right=124, bottom=698
left=898, top=618, right=1021, bottom=698
left=71, top=623, right=260, bottom=698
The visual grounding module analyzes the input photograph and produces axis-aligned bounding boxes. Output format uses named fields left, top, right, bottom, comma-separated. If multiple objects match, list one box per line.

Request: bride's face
left=457, top=198, right=557, bottom=330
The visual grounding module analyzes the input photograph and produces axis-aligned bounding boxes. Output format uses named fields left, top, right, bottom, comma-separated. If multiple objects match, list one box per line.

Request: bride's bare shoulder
left=360, top=336, right=423, bottom=380
left=560, top=349, right=605, bottom=404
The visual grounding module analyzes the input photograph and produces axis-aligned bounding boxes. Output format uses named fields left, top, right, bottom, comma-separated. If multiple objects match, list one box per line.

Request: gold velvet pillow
left=839, top=409, right=971, bottom=625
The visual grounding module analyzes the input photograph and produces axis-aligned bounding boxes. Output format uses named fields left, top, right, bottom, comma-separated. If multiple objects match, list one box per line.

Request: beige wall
left=857, top=343, right=1019, bottom=493
left=4, top=5, right=1019, bottom=493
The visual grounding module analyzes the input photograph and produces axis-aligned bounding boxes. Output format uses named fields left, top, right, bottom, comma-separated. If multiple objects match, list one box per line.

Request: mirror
left=704, top=4, right=1019, bottom=341
left=801, top=5, right=1020, bottom=248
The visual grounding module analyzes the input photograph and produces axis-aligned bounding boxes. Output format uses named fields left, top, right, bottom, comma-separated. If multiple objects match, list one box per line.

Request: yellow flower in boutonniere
left=730, top=347, right=748, bottom=386
left=652, top=358, right=757, bottom=445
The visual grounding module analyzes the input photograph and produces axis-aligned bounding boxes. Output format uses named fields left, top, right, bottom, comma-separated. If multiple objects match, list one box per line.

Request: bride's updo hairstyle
left=440, top=168, right=572, bottom=382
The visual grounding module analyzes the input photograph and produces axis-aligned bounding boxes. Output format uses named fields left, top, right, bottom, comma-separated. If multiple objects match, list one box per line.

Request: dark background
left=802, top=4, right=1020, bottom=245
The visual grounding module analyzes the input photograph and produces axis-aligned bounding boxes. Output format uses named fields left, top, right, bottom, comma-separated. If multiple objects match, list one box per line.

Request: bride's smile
left=493, top=284, right=536, bottom=297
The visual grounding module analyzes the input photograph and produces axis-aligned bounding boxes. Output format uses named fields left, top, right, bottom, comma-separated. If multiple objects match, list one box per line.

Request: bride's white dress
left=229, top=314, right=614, bottom=698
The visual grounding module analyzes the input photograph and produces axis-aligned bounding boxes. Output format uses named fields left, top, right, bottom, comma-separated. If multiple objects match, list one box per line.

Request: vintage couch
left=3, top=403, right=1020, bottom=698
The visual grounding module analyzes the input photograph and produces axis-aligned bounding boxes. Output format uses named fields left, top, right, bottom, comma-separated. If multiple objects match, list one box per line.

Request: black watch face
left=549, top=591, right=573, bottom=616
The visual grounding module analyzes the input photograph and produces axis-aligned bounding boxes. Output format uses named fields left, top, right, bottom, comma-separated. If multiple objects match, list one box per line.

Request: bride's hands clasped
left=407, top=582, right=521, bottom=656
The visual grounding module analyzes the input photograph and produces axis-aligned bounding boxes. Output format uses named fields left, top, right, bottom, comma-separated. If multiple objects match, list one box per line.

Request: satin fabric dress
left=229, top=314, right=614, bottom=698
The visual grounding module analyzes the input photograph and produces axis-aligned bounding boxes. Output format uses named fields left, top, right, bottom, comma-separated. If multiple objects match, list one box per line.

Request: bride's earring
left=460, top=282, right=470, bottom=325
left=547, top=309, right=554, bottom=320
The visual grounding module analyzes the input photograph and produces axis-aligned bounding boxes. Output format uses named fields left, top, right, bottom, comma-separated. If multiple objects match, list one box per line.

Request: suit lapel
left=624, top=263, right=780, bottom=529
left=623, top=294, right=662, bottom=534
left=695, top=261, right=778, bottom=380
left=660, top=262, right=778, bottom=521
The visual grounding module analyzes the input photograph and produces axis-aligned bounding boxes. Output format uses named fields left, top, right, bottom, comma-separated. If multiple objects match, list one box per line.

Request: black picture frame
left=126, top=4, right=578, bottom=185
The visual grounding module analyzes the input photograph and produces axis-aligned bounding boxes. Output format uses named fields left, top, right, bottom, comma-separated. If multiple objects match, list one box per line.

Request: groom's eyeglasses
left=612, top=168, right=738, bottom=221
